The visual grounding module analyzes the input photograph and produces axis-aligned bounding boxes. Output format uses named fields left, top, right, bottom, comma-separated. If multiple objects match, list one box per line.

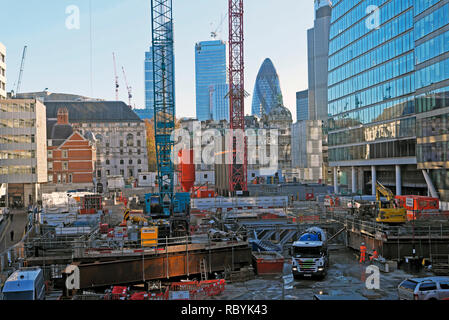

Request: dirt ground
left=220, top=247, right=433, bottom=300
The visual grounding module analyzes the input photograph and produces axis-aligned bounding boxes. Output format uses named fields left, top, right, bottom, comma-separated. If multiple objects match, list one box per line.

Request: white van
left=398, top=276, right=449, bottom=300
left=2, top=267, right=46, bottom=300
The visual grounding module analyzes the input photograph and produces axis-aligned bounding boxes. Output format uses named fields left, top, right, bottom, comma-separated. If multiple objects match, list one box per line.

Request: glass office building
left=296, top=90, right=309, bottom=121
left=251, top=58, right=283, bottom=118
left=135, top=48, right=155, bottom=120
left=327, top=0, right=449, bottom=201
left=195, top=40, right=228, bottom=121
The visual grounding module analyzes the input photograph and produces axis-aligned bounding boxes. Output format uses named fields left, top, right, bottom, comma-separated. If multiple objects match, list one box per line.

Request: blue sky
left=0, top=0, right=314, bottom=119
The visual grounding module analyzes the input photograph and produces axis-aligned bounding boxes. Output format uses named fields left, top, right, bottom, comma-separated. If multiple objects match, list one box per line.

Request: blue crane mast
left=151, top=0, right=176, bottom=216
left=145, top=0, right=190, bottom=237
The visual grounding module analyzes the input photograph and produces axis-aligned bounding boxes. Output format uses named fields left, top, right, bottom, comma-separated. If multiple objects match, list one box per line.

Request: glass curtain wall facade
left=296, top=90, right=309, bottom=121
left=415, top=0, right=449, bottom=204
left=195, top=40, right=228, bottom=122
left=328, top=0, right=449, bottom=200
left=251, top=58, right=283, bottom=118
left=135, top=48, right=155, bottom=120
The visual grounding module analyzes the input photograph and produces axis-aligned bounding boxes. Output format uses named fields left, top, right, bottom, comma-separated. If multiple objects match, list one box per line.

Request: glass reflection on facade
left=327, top=0, right=449, bottom=199
left=195, top=40, right=228, bottom=121
left=251, top=58, right=283, bottom=117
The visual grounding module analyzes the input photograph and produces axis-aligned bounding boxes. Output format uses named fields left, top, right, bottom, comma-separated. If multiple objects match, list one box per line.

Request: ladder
left=200, top=259, right=208, bottom=281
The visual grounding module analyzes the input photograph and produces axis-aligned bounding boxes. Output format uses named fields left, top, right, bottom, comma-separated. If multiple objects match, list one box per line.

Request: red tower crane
left=228, top=0, right=247, bottom=195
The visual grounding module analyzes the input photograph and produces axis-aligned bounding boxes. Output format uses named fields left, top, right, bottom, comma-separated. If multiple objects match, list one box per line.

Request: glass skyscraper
left=296, top=90, right=309, bottom=121
left=327, top=0, right=449, bottom=203
left=135, top=48, right=155, bottom=120
left=195, top=40, right=228, bottom=122
left=251, top=58, right=283, bottom=118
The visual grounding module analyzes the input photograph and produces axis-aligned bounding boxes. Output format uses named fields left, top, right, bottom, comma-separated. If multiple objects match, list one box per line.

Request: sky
left=0, top=0, right=314, bottom=120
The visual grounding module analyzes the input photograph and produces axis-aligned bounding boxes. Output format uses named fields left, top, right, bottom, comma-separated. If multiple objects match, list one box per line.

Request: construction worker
left=370, top=248, right=379, bottom=262
left=359, top=242, right=367, bottom=264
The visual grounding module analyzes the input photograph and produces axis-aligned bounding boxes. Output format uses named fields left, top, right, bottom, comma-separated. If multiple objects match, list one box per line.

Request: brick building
left=45, top=108, right=96, bottom=192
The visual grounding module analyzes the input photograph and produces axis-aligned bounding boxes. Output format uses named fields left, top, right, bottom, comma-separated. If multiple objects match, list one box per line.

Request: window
left=143, top=175, right=147, bottom=180
left=127, top=134, right=134, bottom=146
left=204, top=174, right=208, bottom=179
left=57, top=174, right=61, bottom=183
left=439, top=282, right=449, bottom=290
left=120, top=169, right=124, bottom=176
left=120, top=159, right=124, bottom=165
left=69, top=174, right=72, bottom=183
left=419, top=282, right=437, bottom=291
left=47, top=150, right=53, bottom=158
left=48, top=174, right=53, bottom=183
left=106, top=160, right=110, bottom=165
left=120, top=149, right=124, bottom=155
left=138, top=159, right=142, bottom=165
left=97, top=170, right=102, bottom=178
left=137, top=140, right=141, bottom=147
left=129, top=159, right=133, bottom=165
left=63, top=162, right=68, bottom=170
left=62, top=150, right=68, bottom=158
left=106, top=170, right=110, bottom=176
left=48, top=162, right=53, bottom=170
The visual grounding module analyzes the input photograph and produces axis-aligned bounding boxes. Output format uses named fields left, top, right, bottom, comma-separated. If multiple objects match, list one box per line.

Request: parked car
left=398, top=276, right=449, bottom=300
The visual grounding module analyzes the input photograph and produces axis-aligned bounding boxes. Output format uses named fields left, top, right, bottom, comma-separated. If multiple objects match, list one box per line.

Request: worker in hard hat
left=370, top=248, right=379, bottom=262
left=359, top=242, right=367, bottom=264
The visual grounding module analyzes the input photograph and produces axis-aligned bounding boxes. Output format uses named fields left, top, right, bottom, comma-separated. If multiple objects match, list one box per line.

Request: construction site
left=1, top=0, right=449, bottom=303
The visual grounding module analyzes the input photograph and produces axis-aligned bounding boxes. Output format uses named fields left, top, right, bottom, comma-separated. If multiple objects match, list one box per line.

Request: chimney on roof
left=57, top=107, right=69, bottom=125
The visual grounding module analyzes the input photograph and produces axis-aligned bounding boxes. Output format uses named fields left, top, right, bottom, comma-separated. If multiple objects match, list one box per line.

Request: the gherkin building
left=251, top=58, right=283, bottom=117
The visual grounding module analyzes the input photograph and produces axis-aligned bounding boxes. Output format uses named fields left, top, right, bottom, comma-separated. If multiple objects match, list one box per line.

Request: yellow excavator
left=375, top=181, right=407, bottom=223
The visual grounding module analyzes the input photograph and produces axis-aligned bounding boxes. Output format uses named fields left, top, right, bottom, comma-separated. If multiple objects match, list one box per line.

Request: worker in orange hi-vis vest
left=370, top=248, right=379, bottom=262
left=359, top=243, right=367, bottom=264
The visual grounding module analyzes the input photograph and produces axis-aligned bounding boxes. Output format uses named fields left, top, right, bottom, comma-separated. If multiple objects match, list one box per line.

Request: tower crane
left=12, top=46, right=27, bottom=96
left=112, top=52, right=119, bottom=101
left=143, top=0, right=190, bottom=238
left=121, top=66, right=133, bottom=107
left=228, top=0, right=248, bottom=196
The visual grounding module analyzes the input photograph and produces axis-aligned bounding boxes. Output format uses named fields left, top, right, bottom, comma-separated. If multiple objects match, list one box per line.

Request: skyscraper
left=251, top=58, right=283, bottom=118
left=327, top=0, right=449, bottom=205
left=307, top=0, right=331, bottom=120
left=195, top=40, right=228, bottom=121
left=135, top=48, right=155, bottom=120
left=296, top=90, right=309, bottom=121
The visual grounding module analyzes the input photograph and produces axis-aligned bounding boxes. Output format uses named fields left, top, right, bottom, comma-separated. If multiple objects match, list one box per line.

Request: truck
left=291, top=227, right=328, bottom=280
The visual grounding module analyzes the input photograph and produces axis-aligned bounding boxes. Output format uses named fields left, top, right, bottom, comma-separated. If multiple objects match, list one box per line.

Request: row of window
left=0, top=150, right=35, bottom=160
left=108, top=159, right=143, bottom=165
left=415, top=29, right=449, bottom=65
left=329, top=117, right=416, bottom=146
left=330, top=0, right=387, bottom=40
left=0, top=102, right=35, bottom=113
left=329, top=31, right=414, bottom=87
left=329, top=73, right=415, bottom=117
left=82, top=122, right=143, bottom=128
left=0, top=166, right=36, bottom=175
left=415, top=85, right=449, bottom=113
left=47, top=150, right=68, bottom=159
left=106, top=149, right=143, bottom=156
left=415, top=57, right=449, bottom=89
left=330, top=0, right=412, bottom=55
left=329, top=139, right=416, bottom=162
left=329, top=52, right=414, bottom=102
left=98, top=168, right=142, bottom=178
left=329, top=96, right=415, bottom=130
left=415, top=3, right=449, bottom=40
left=417, top=113, right=449, bottom=137
left=415, top=0, right=442, bottom=16
left=330, top=0, right=363, bottom=25
left=418, top=141, right=449, bottom=163
left=0, top=118, right=35, bottom=129
left=0, top=134, right=35, bottom=144
left=329, top=9, right=413, bottom=72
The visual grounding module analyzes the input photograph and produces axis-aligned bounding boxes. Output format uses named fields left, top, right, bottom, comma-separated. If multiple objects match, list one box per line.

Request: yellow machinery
left=141, top=226, right=158, bottom=247
left=375, top=181, right=407, bottom=223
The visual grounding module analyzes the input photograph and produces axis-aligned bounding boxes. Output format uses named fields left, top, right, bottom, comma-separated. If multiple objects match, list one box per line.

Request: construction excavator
left=375, top=181, right=407, bottom=224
